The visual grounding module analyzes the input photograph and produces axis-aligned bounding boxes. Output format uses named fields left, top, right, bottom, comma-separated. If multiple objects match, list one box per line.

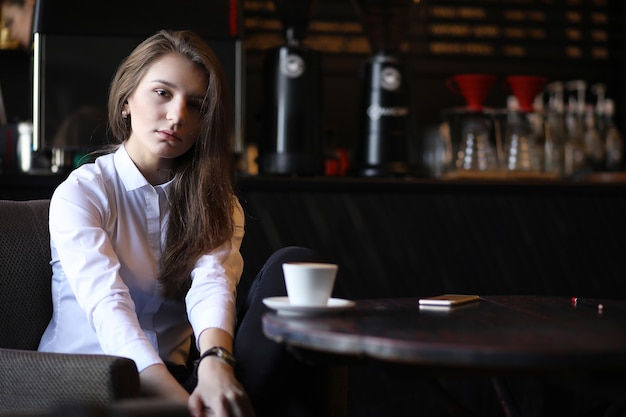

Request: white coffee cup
left=282, top=262, right=338, bottom=307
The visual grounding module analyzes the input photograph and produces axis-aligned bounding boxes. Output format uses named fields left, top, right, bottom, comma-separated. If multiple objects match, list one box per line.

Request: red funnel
left=506, top=75, right=547, bottom=112
left=446, top=74, right=496, bottom=111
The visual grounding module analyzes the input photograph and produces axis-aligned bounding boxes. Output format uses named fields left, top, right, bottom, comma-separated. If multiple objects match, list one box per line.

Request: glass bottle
left=604, top=99, right=623, bottom=172
left=583, top=104, right=605, bottom=171
left=544, top=82, right=566, bottom=176
left=563, top=81, right=587, bottom=176
left=503, top=97, right=541, bottom=173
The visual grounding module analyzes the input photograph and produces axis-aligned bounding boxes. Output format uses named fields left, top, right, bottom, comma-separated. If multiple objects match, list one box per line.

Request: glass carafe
left=503, top=110, right=541, bottom=172
left=455, top=113, right=498, bottom=172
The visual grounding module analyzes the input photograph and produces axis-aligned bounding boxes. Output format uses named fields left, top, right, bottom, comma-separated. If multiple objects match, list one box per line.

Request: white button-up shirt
left=38, top=145, right=244, bottom=372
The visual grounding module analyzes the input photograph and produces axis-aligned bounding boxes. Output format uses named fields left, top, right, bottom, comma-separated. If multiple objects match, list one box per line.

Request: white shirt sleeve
left=186, top=199, right=245, bottom=345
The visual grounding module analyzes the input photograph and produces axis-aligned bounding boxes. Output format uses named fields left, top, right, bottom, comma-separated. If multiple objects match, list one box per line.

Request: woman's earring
left=122, top=109, right=129, bottom=119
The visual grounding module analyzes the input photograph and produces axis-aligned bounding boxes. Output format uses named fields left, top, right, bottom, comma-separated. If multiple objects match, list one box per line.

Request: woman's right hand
left=188, top=357, right=255, bottom=417
left=139, top=363, right=190, bottom=403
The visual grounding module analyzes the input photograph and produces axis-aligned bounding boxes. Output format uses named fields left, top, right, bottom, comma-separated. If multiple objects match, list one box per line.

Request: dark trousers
left=234, top=246, right=329, bottom=417
left=171, top=247, right=328, bottom=417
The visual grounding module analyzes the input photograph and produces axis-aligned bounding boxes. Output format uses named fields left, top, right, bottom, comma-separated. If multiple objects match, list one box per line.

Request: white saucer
left=263, top=297, right=355, bottom=315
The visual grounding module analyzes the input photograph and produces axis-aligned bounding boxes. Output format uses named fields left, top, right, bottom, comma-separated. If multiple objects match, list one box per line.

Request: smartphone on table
left=418, top=294, right=480, bottom=307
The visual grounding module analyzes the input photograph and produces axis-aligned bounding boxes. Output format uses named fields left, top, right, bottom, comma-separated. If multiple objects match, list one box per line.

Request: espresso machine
left=257, top=0, right=323, bottom=176
left=350, top=0, right=418, bottom=176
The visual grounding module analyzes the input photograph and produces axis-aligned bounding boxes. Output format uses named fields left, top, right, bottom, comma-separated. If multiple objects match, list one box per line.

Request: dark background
left=242, top=0, right=626, bottom=160
left=1, top=3, right=625, bottom=415
left=2, top=0, right=625, bottom=168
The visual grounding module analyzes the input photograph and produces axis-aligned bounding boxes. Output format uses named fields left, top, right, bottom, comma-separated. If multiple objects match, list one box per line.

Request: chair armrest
left=0, top=400, right=191, bottom=417
left=0, top=348, right=140, bottom=414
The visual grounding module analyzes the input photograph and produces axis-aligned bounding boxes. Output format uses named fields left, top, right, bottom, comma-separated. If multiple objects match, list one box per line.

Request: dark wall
left=237, top=177, right=626, bottom=302
left=0, top=0, right=626, bottom=156
left=0, top=50, right=31, bottom=123
left=4, top=175, right=625, bottom=303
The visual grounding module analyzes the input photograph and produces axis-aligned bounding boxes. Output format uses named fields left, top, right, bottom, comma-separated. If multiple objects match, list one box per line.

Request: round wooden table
left=263, top=296, right=626, bottom=416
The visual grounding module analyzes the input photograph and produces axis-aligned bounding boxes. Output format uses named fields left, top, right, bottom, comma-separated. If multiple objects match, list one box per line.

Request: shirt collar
left=113, top=144, right=174, bottom=195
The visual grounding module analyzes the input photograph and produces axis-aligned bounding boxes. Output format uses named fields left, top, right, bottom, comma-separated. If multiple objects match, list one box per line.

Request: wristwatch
left=195, top=346, right=237, bottom=369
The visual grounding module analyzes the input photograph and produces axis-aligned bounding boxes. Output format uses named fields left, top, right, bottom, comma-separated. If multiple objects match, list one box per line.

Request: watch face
left=202, top=346, right=237, bottom=367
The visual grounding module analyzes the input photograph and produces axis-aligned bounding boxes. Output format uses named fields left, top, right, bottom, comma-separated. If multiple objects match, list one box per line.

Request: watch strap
left=195, top=346, right=237, bottom=370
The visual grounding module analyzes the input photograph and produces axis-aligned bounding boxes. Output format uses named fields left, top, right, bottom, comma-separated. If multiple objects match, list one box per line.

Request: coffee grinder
left=257, top=0, right=323, bottom=176
left=350, top=0, right=418, bottom=177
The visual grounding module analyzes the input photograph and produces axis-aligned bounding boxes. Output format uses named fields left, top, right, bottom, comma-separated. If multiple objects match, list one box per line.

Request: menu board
left=418, top=0, right=617, bottom=62
left=243, top=0, right=621, bottom=65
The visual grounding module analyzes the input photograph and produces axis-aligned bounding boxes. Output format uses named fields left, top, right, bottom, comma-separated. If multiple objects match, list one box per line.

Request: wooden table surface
left=263, top=295, right=626, bottom=373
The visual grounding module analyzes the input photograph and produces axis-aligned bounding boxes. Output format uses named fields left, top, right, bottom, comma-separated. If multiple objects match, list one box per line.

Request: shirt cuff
left=116, top=339, right=164, bottom=372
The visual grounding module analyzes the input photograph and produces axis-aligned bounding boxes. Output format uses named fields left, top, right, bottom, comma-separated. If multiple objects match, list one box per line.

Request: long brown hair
left=108, top=30, right=236, bottom=299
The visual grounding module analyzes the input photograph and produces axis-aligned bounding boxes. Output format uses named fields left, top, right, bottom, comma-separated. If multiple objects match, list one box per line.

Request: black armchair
left=0, top=199, right=140, bottom=414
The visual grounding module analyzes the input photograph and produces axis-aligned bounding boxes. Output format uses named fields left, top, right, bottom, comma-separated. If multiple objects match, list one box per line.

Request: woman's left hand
left=188, top=357, right=255, bottom=417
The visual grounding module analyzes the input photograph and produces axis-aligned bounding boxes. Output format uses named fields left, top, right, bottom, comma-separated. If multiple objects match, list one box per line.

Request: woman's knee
left=263, top=246, right=322, bottom=268
left=254, top=246, right=322, bottom=292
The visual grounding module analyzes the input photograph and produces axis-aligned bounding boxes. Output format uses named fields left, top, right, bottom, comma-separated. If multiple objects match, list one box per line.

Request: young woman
left=38, top=30, right=324, bottom=417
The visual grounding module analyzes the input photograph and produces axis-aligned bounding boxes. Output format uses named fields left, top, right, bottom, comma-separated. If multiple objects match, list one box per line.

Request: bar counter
left=234, top=175, right=626, bottom=302
left=2, top=173, right=626, bottom=301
